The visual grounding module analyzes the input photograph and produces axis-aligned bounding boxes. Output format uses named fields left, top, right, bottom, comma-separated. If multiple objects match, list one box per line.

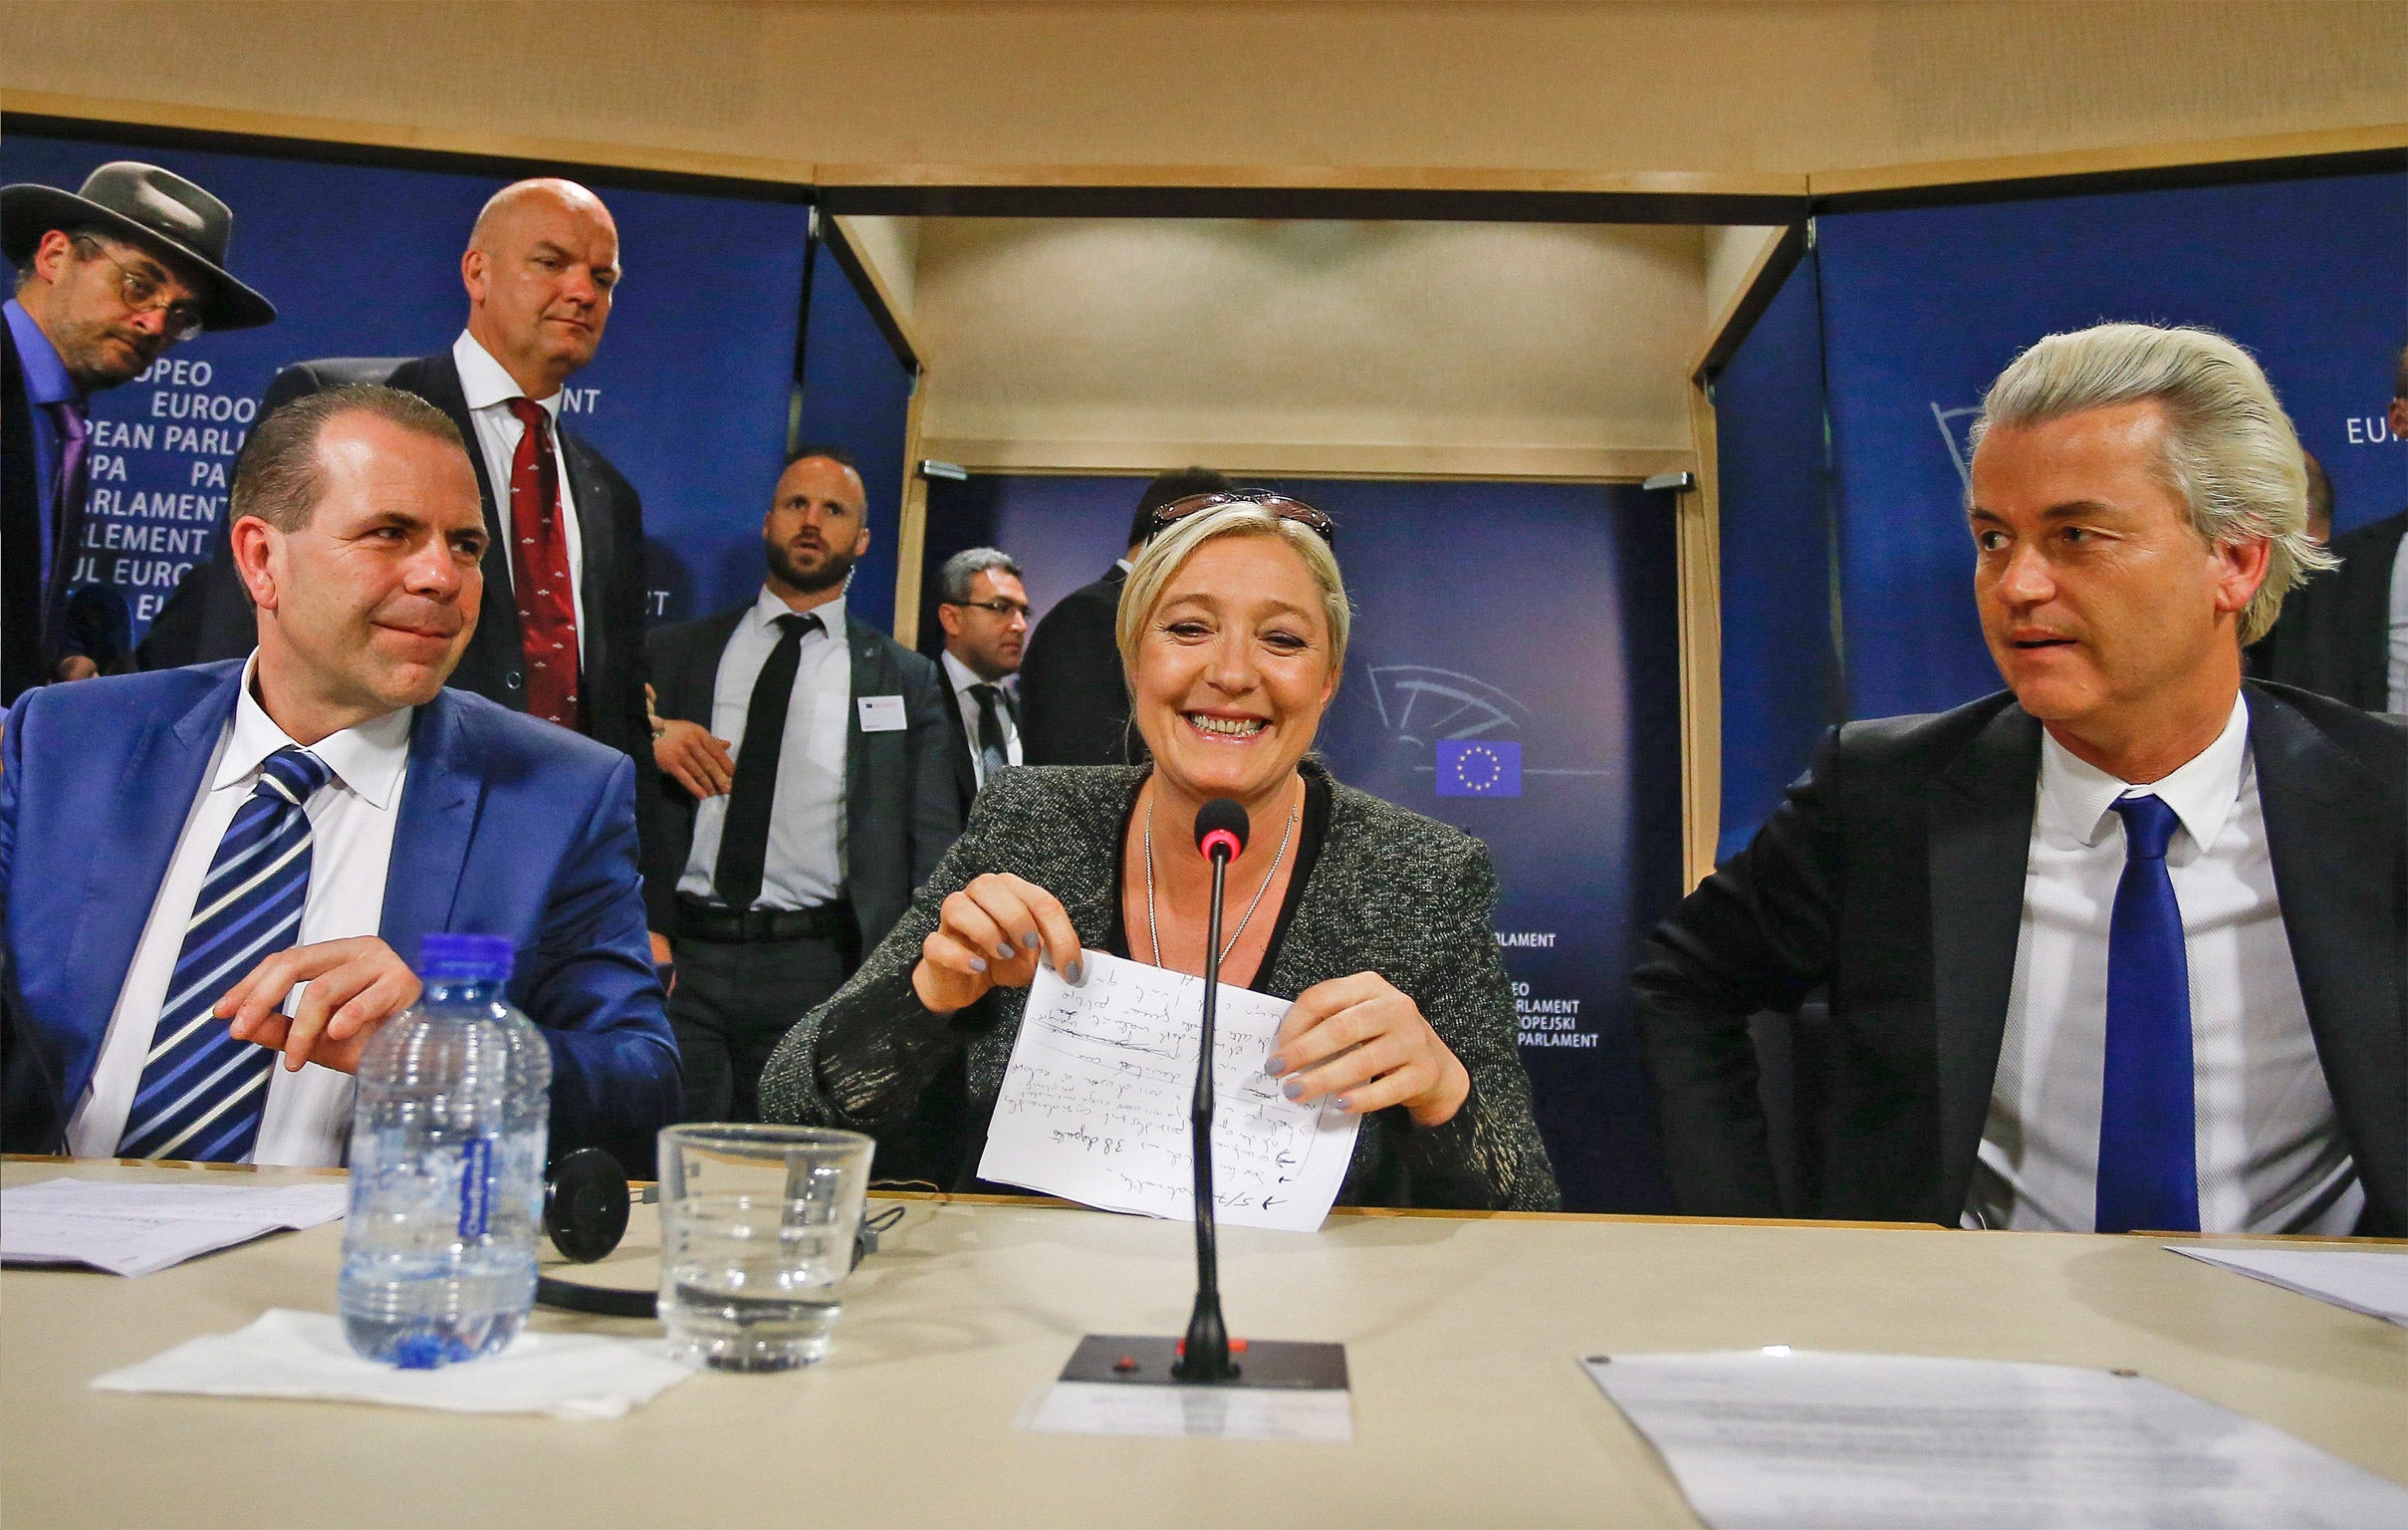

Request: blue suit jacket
left=0, top=661, right=680, bottom=1173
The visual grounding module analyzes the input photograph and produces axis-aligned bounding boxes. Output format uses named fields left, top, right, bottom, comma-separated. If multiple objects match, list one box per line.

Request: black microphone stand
left=1173, top=839, right=1238, bottom=1383
left=1056, top=797, right=1347, bottom=1397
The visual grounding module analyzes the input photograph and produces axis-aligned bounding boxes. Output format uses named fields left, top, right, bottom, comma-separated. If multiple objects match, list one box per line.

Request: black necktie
left=714, top=612, right=822, bottom=908
left=970, top=682, right=1011, bottom=783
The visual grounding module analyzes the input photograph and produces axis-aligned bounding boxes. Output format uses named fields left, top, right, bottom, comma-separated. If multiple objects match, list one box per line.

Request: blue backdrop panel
left=921, top=472, right=1684, bottom=1212
left=1713, top=247, right=1836, bottom=860
left=1817, top=170, right=2408, bottom=719
left=0, top=132, right=811, bottom=639
left=793, top=237, right=914, bottom=637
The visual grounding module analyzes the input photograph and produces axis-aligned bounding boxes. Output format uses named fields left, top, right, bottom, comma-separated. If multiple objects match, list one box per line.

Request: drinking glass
left=656, top=1124, right=875, bottom=1372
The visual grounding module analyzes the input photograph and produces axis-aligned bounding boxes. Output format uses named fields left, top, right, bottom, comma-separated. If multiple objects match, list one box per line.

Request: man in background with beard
left=641, top=446, right=959, bottom=1123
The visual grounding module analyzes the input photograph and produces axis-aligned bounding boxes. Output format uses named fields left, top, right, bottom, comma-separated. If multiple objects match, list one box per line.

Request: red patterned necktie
left=504, top=396, right=582, bottom=730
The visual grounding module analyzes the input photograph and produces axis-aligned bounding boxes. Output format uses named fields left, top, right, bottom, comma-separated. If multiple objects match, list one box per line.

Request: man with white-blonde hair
left=1638, top=321, right=2404, bottom=1238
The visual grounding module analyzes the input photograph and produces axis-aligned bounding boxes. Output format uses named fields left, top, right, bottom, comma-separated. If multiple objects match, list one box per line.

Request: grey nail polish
left=1265, top=1055, right=1286, bottom=1076
left=996, top=943, right=1016, bottom=961
left=1021, top=930, right=1041, bottom=949
left=1333, top=1097, right=1351, bottom=1113
left=1065, top=958, right=1083, bottom=984
left=968, top=956, right=988, bottom=973
left=1281, top=1079, right=1305, bottom=1101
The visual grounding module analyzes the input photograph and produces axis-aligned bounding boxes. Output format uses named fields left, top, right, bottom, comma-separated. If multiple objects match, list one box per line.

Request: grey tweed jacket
left=758, top=762, right=1561, bottom=1211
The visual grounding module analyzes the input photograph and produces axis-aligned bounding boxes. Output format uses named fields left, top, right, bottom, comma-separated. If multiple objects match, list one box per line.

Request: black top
left=1019, top=565, right=1146, bottom=766
left=1100, top=769, right=1333, bottom=989
left=2254, top=507, right=2407, bottom=712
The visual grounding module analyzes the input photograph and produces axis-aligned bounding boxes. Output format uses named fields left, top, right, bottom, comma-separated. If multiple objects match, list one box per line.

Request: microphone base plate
left=1061, top=1333, right=1348, bottom=1391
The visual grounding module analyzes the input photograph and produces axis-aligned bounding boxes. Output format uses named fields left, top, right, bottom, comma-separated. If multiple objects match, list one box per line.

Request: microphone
left=1051, top=792, right=1345, bottom=1395
left=1174, top=798, right=1248, bottom=1383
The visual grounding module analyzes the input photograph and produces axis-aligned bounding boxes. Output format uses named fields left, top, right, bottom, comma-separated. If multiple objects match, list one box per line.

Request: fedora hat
left=1, top=161, right=276, bottom=332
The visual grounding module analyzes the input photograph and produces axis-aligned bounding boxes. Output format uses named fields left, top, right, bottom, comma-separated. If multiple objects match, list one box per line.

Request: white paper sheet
left=977, top=950, right=1361, bottom=1231
left=2170, top=1245, right=2408, bottom=1326
left=1022, top=1380, right=1353, bottom=1442
left=1582, top=1350, right=2408, bottom=1530
left=2, top=1177, right=349, bottom=1277
left=93, top=1309, right=692, bottom=1421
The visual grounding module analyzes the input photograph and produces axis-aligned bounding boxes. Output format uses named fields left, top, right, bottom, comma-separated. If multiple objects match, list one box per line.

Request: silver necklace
left=1144, top=779, right=1301, bottom=971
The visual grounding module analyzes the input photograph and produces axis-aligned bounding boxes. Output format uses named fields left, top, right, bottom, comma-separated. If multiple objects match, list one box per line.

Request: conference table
left=4, top=1157, right=2402, bottom=1528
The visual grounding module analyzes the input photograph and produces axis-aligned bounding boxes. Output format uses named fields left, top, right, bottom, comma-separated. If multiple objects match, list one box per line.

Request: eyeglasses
left=72, top=235, right=206, bottom=343
left=1147, top=488, right=1336, bottom=545
left=946, top=596, right=1033, bottom=621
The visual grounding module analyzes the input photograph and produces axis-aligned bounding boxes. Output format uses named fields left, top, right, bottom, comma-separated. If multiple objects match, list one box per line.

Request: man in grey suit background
left=1638, top=322, right=2403, bottom=1238
left=644, top=445, right=961, bottom=1123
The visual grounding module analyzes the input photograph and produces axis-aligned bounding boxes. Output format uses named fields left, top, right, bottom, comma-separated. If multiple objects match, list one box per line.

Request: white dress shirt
left=942, top=648, right=1022, bottom=789
left=65, top=654, right=412, bottom=1167
left=451, top=331, right=588, bottom=659
left=677, top=589, right=850, bottom=910
left=2384, top=529, right=2408, bottom=714
left=1969, top=694, right=2362, bottom=1235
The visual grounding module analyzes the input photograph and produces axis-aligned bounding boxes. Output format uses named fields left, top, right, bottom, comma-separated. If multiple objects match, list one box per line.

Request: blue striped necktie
left=118, top=746, right=334, bottom=1162
left=2095, top=792, right=2200, bottom=1234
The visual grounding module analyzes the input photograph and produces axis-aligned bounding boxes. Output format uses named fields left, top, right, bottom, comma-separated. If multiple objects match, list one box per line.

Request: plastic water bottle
left=340, top=933, right=552, bottom=1369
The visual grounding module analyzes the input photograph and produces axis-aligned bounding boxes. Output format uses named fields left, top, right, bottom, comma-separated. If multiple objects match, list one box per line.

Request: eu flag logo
left=1436, top=740, right=1522, bottom=798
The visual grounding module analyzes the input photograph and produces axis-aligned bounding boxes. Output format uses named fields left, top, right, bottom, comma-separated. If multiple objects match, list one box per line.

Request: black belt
left=675, top=894, right=854, bottom=944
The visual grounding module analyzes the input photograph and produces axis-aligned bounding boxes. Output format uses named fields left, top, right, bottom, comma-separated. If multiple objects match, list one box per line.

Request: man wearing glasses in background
left=1, top=162, right=275, bottom=701
left=932, top=546, right=1030, bottom=819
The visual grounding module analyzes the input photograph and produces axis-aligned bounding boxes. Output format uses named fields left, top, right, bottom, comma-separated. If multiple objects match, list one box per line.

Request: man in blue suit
left=0, top=383, right=678, bottom=1173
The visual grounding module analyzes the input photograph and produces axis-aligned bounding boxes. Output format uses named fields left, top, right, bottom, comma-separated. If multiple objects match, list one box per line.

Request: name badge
left=857, top=694, right=908, bottom=732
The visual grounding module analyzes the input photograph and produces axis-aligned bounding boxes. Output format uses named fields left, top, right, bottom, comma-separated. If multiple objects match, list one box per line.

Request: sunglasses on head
left=1146, top=489, right=1336, bottom=545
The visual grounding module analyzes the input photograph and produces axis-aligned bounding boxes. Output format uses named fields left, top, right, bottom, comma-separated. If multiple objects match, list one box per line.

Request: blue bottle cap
left=417, top=932, right=515, bottom=983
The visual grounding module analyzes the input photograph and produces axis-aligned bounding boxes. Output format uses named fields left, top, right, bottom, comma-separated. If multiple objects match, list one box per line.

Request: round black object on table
left=544, top=1147, right=631, bottom=1263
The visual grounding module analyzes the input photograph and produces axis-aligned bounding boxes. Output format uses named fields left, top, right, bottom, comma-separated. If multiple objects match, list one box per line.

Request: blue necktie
left=118, top=747, right=334, bottom=1162
left=2096, top=793, right=2200, bottom=1234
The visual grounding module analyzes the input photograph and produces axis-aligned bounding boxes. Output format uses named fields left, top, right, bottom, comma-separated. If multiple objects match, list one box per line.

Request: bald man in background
left=141, top=178, right=654, bottom=781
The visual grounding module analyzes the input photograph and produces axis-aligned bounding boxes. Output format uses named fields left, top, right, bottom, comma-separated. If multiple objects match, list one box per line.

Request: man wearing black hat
left=2, top=162, right=275, bottom=702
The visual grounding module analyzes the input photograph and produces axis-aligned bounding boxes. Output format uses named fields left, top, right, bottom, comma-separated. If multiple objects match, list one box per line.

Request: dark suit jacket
left=2, top=321, right=124, bottom=701
left=641, top=605, right=963, bottom=954
left=1, top=662, right=682, bottom=1173
left=1634, top=682, right=2406, bottom=1235
left=936, top=661, right=1023, bottom=820
left=136, top=352, right=653, bottom=769
left=2256, top=509, right=2406, bottom=711
left=940, top=671, right=981, bottom=820
left=2, top=319, right=43, bottom=704
left=1019, top=565, right=1144, bottom=766
left=0, top=906, right=66, bottom=1153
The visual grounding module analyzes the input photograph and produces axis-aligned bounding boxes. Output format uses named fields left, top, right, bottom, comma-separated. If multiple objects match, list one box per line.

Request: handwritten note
left=978, top=950, right=1361, bottom=1231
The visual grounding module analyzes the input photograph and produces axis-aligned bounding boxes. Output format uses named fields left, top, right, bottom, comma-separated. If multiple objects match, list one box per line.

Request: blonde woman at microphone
left=759, top=494, right=1559, bottom=1210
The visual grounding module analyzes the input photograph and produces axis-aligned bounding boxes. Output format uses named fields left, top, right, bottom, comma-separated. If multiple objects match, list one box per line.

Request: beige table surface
left=3, top=1156, right=2403, bottom=1529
